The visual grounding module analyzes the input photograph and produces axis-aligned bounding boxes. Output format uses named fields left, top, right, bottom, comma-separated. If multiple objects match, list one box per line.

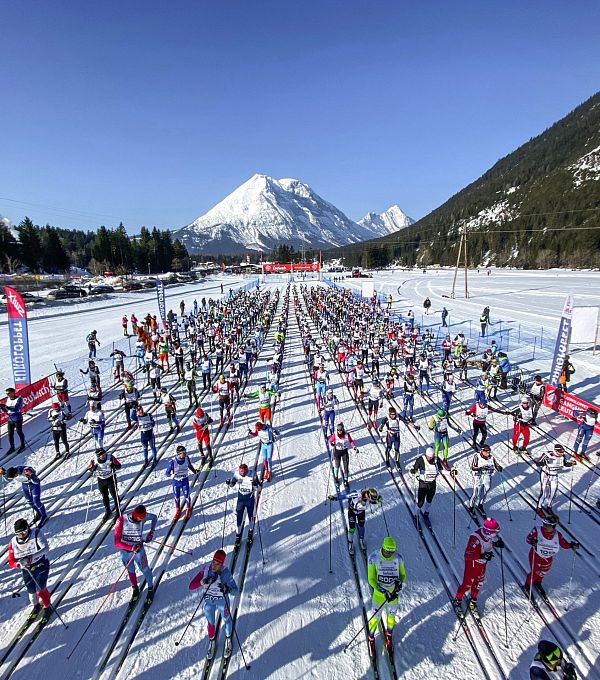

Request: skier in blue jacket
left=165, top=445, right=198, bottom=521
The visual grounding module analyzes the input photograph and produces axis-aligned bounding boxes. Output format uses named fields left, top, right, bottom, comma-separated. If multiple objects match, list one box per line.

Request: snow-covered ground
left=0, top=270, right=598, bottom=680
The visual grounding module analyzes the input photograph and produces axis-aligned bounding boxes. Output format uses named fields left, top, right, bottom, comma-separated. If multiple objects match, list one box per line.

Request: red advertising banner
left=0, top=376, right=51, bottom=427
left=262, top=263, right=320, bottom=273
left=543, top=386, right=600, bottom=436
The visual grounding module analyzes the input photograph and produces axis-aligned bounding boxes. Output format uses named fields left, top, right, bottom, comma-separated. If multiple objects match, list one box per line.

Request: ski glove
left=570, top=541, right=580, bottom=551
left=495, top=537, right=505, bottom=549
left=145, top=531, right=154, bottom=543
left=450, top=468, right=459, bottom=478
left=384, top=589, right=396, bottom=602
left=201, top=575, right=216, bottom=586
left=481, top=551, right=493, bottom=561
left=218, top=583, right=230, bottom=595
left=563, top=662, right=577, bottom=680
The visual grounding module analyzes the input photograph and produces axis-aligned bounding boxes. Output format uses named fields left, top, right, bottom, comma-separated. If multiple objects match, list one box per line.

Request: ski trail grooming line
left=94, top=290, right=283, bottom=679
left=0, top=290, right=273, bottom=677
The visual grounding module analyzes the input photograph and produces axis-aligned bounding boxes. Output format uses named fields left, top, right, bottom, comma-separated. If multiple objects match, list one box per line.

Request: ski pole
left=113, top=471, right=122, bottom=517
left=412, top=474, right=421, bottom=542
left=324, top=457, right=332, bottom=506
left=328, top=498, right=333, bottom=574
left=525, top=550, right=537, bottom=622
left=24, top=566, right=69, bottom=629
left=2, top=476, right=6, bottom=537
left=223, top=593, right=251, bottom=670
left=148, top=540, right=193, bottom=555
left=197, top=490, right=208, bottom=540
left=565, top=547, right=577, bottom=611
left=221, top=483, right=230, bottom=549
left=499, top=471, right=513, bottom=521
left=451, top=468, right=457, bottom=549
left=275, top=437, right=286, bottom=484
left=175, top=585, right=210, bottom=646
left=157, top=487, right=173, bottom=519
left=500, top=548, right=508, bottom=648
left=343, top=598, right=388, bottom=652
left=582, top=465, right=596, bottom=505
left=568, top=464, right=574, bottom=524
left=255, top=504, right=266, bottom=566
left=379, top=497, right=390, bottom=535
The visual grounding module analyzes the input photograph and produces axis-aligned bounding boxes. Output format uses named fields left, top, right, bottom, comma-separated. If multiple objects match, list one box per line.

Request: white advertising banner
left=571, top=306, right=599, bottom=343
left=361, top=281, right=374, bottom=299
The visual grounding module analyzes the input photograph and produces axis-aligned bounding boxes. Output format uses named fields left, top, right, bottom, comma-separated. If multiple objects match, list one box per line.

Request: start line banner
left=0, top=376, right=51, bottom=427
left=543, top=386, right=600, bottom=436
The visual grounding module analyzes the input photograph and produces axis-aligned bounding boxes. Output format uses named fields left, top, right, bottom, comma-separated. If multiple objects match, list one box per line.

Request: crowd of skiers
left=294, top=282, right=593, bottom=678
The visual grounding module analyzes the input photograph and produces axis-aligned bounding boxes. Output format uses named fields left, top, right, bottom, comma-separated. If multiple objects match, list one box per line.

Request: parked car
left=47, top=288, right=87, bottom=300
left=88, top=284, right=115, bottom=295
left=0, top=291, right=44, bottom=305
left=123, top=281, right=143, bottom=291
left=61, top=285, right=87, bottom=296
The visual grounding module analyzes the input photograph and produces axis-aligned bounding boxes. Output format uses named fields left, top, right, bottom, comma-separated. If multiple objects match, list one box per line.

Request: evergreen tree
left=16, top=217, right=42, bottom=271
left=41, top=226, right=70, bottom=272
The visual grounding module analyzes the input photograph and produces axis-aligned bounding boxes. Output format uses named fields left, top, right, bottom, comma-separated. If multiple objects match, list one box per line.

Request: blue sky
left=1, top=1, right=599, bottom=233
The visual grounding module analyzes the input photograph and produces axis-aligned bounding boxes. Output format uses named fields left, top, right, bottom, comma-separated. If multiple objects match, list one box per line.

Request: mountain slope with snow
left=173, top=174, right=406, bottom=254
left=358, top=205, right=414, bottom=234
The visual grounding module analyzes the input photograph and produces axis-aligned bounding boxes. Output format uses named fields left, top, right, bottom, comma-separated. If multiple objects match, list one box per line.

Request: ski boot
left=452, top=597, right=463, bottom=609
left=145, top=586, right=154, bottom=604
left=264, top=469, right=271, bottom=482
left=224, top=635, right=233, bottom=658
left=200, top=454, right=207, bottom=466
left=17, top=444, right=26, bottom=454
left=534, top=582, right=546, bottom=597
left=367, top=633, right=376, bottom=659
left=359, top=538, right=366, bottom=553
left=103, top=509, right=112, bottom=522
left=520, top=447, right=528, bottom=456
left=172, top=506, right=181, bottom=521
left=347, top=537, right=355, bottom=556
left=468, top=598, right=478, bottom=613
left=422, top=511, right=432, bottom=529
left=33, top=511, right=41, bottom=524
left=477, top=503, right=485, bottom=516
left=343, top=477, right=350, bottom=489
left=39, top=607, right=53, bottom=625
left=441, top=459, right=450, bottom=471
left=384, top=629, right=393, bottom=655
left=234, top=533, right=242, bottom=550
left=184, top=505, right=192, bottom=521
left=130, top=587, right=141, bottom=603
left=54, top=451, right=62, bottom=461
left=512, top=446, right=519, bottom=454
left=247, top=528, right=254, bottom=546
left=206, top=637, right=216, bottom=660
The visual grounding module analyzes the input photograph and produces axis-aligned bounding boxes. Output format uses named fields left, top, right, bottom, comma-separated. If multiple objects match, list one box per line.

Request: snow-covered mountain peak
left=358, top=204, right=414, bottom=235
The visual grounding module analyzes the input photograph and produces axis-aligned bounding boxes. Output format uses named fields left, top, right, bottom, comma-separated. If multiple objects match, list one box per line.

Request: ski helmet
left=553, top=444, right=564, bottom=455
left=255, top=421, right=264, bottom=430
left=196, top=407, right=204, bottom=417
left=381, top=536, right=396, bottom=554
left=534, top=375, right=542, bottom=382
left=542, top=514, right=558, bottom=528
left=14, top=518, right=29, bottom=534
left=480, top=444, right=491, bottom=455
left=437, top=409, right=446, bottom=418
left=365, top=488, right=379, bottom=503
left=587, top=407, right=597, bottom=417
left=96, top=448, right=107, bottom=461
left=131, top=505, right=147, bottom=522
left=56, top=369, right=64, bottom=376
left=425, top=447, right=435, bottom=459
left=51, top=402, right=60, bottom=409
left=239, top=463, right=249, bottom=476
left=536, top=640, right=562, bottom=669
left=212, top=549, right=226, bottom=565
left=176, top=445, right=186, bottom=456
left=482, top=517, right=500, bottom=536
left=478, top=396, right=487, bottom=406
left=336, top=422, right=345, bottom=435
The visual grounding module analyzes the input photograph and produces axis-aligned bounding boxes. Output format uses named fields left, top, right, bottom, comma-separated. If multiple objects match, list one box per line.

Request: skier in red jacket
left=525, top=515, right=579, bottom=594
left=453, top=517, right=504, bottom=612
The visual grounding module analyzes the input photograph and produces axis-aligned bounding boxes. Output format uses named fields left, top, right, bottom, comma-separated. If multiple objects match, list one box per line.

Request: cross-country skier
left=346, top=359, right=367, bottom=402
left=454, top=517, right=504, bottom=612
left=87, top=448, right=121, bottom=520
left=510, top=397, right=534, bottom=454
left=441, top=372, right=457, bottom=413
left=86, top=330, right=100, bottom=358
left=136, top=406, right=158, bottom=466
left=402, top=374, right=418, bottom=422
left=189, top=549, right=239, bottom=660
left=365, top=377, right=384, bottom=430
left=465, top=397, right=493, bottom=450
left=80, top=401, right=105, bottom=449
left=416, top=353, right=430, bottom=394
left=572, top=407, right=597, bottom=461
left=367, top=537, right=406, bottom=657
left=166, top=444, right=197, bottom=521
left=0, top=466, right=47, bottom=524
left=378, top=407, right=401, bottom=466
left=525, top=515, right=579, bottom=594
left=246, top=383, right=279, bottom=423
left=528, top=375, right=546, bottom=425
left=113, top=505, right=157, bottom=602
left=535, top=444, right=576, bottom=518
left=313, top=364, right=330, bottom=410
left=80, top=360, right=101, bottom=395
left=529, top=640, right=578, bottom=679
left=192, top=407, right=214, bottom=466
left=428, top=409, right=459, bottom=470
left=468, top=444, right=503, bottom=516
left=110, top=348, right=127, bottom=382
left=119, top=383, right=140, bottom=430
left=51, top=369, right=71, bottom=414
left=319, top=388, right=339, bottom=437
left=8, top=518, right=53, bottom=624
left=409, top=447, right=444, bottom=525
left=184, top=361, right=199, bottom=406
left=248, top=420, right=280, bottom=482
left=160, top=388, right=180, bottom=434
left=213, top=374, right=232, bottom=426
left=226, top=462, right=260, bottom=547
left=47, top=402, right=70, bottom=459
left=1, top=387, right=26, bottom=453
left=327, top=422, right=358, bottom=488
left=333, top=487, right=381, bottom=555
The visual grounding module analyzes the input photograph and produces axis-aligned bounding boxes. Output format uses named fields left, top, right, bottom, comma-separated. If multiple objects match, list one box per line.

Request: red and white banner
left=543, top=386, right=600, bottom=436
left=262, top=262, right=320, bottom=274
left=0, top=376, right=51, bottom=427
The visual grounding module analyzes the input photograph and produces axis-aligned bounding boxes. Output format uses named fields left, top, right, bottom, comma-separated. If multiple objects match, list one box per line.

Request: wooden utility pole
left=464, top=230, right=469, bottom=299
left=450, top=231, right=469, bottom=299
